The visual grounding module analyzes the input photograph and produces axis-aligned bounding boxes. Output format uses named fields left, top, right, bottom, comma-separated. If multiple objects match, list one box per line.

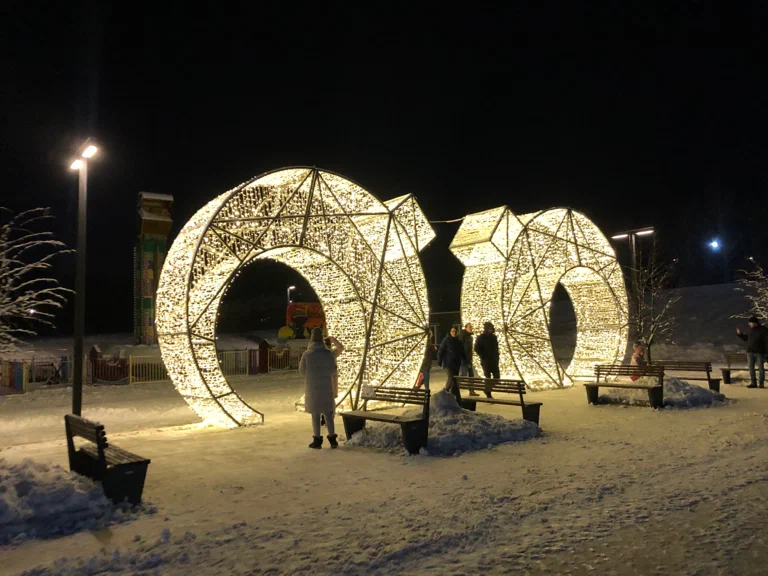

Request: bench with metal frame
left=341, top=386, right=430, bottom=455
left=585, top=365, right=665, bottom=409
left=65, top=414, right=150, bottom=505
left=649, top=360, right=721, bottom=392
left=454, top=376, right=542, bottom=424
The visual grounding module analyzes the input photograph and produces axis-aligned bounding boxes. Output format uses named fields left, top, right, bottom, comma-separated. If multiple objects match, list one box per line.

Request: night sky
left=3, top=2, right=766, bottom=334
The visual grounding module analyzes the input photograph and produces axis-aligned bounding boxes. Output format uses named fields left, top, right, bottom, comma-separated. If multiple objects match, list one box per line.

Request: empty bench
left=65, top=414, right=151, bottom=505
left=341, top=386, right=430, bottom=454
left=649, top=360, right=721, bottom=392
left=454, top=376, right=542, bottom=424
left=584, top=365, right=665, bottom=409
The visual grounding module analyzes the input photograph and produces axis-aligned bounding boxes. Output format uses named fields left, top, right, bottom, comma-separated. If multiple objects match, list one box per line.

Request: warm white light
left=81, top=145, right=98, bottom=159
left=611, top=233, right=628, bottom=240
left=156, top=168, right=435, bottom=427
left=70, top=159, right=83, bottom=170
left=635, top=229, right=654, bottom=236
left=450, top=207, right=628, bottom=390
left=288, top=285, right=296, bottom=290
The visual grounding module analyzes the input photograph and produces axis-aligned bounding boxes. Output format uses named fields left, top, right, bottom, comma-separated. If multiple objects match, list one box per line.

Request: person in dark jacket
left=474, top=321, right=500, bottom=398
left=737, top=316, right=768, bottom=388
left=458, top=323, right=479, bottom=396
left=437, top=327, right=467, bottom=401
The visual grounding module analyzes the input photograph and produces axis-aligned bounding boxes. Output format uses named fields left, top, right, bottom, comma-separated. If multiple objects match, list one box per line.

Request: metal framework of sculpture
left=156, top=167, right=435, bottom=427
left=450, top=207, right=628, bottom=390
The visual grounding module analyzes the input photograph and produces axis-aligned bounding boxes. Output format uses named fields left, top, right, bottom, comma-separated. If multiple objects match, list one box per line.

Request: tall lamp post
left=68, top=139, right=99, bottom=416
left=610, top=227, right=654, bottom=292
left=287, top=285, right=296, bottom=306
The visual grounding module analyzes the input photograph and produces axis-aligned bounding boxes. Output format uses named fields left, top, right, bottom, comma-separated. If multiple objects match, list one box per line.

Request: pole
left=72, top=161, right=87, bottom=415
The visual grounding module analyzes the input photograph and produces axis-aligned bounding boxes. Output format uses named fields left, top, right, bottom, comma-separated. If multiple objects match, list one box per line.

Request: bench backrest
left=65, top=414, right=108, bottom=464
left=361, top=386, right=430, bottom=420
left=725, top=352, right=748, bottom=367
left=649, top=360, right=712, bottom=375
left=595, top=364, right=664, bottom=384
left=454, top=377, right=527, bottom=403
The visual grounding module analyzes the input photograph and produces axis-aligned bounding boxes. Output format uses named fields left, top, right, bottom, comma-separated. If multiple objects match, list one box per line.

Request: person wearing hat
left=299, top=327, right=339, bottom=448
left=473, top=321, right=499, bottom=398
left=737, top=316, right=768, bottom=388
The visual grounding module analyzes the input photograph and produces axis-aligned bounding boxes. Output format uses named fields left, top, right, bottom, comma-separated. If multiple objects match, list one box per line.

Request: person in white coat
left=300, top=327, right=339, bottom=449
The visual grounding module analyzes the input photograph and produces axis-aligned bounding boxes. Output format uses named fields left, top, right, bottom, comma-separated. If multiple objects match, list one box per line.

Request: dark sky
left=3, top=1, right=767, bottom=334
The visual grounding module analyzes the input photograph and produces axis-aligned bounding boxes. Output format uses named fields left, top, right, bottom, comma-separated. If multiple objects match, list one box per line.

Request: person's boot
left=747, top=383, right=758, bottom=389
left=309, top=436, right=323, bottom=449
left=327, top=434, right=339, bottom=449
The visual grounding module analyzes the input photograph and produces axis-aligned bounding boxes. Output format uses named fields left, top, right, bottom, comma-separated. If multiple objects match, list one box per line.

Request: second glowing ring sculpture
left=450, top=207, right=629, bottom=390
left=156, top=167, right=435, bottom=427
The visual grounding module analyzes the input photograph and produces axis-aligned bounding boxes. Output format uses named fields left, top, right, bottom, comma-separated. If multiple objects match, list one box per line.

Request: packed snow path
left=3, top=380, right=768, bottom=574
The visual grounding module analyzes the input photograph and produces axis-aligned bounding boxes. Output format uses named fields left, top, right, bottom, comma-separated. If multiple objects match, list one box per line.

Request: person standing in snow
left=299, top=327, right=339, bottom=449
left=458, top=323, right=479, bottom=396
left=437, top=326, right=467, bottom=401
left=629, top=343, right=646, bottom=382
left=473, top=321, right=499, bottom=398
left=736, top=316, right=767, bottom=388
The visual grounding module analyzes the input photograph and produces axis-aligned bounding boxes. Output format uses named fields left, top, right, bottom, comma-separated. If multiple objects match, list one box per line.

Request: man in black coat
left=474, top=321, right=500, bottom=398
left=458, top=323, right=479, bottom=396
left=737, top=316, right=768, bottom=388
left=437, top=326, right=467, bottom=401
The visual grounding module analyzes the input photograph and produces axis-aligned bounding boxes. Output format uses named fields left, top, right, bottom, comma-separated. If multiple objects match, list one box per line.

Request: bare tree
left=627, top=240, right=681, bottom=362
left=0, top=208, right=73, bottom=353
left=732, top=264, right=768, bottom=321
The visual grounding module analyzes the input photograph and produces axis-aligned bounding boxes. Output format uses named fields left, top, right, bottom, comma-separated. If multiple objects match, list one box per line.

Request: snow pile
left=346, top=390, right=541, bottom=455
left=1, top=459, right=118, bottom=545
left=600, top=376, right=726, bottom=409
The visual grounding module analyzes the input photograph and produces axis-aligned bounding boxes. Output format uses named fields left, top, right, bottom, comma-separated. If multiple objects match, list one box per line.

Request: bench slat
left=342, top=410, right=423, bottom=424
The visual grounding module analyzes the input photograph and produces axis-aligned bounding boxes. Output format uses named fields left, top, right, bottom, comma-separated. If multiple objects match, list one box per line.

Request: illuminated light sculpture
left=156, top=167, right=435, bottom=427
left=450, top=207, right=628, bottom=390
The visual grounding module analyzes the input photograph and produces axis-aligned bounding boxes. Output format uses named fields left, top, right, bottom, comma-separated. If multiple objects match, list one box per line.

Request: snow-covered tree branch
left=0, top=207, right=73, bottom=353
left=627, top=239, right=681, bottom=362
left=731, top=264, right=768, bottom=321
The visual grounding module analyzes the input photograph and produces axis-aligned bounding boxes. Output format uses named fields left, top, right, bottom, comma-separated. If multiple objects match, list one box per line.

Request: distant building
left=134, top=192, right=173, bottom=345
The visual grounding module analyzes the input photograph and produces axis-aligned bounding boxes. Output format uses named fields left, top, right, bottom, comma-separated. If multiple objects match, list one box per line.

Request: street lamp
left=708, top=239, right=721, bottom=251
left=287, top=285, right=296, bottom=306
left=610, top=227, right=654, bottom=291
left=68, top=138, right=98, bottom=416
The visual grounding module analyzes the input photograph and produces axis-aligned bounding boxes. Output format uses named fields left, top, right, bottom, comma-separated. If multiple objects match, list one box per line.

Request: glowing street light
left=709, top=239, right=721, bottom=251
left=68, top=138, right=99, bottom=416
left=287, top=285, right=296, bottom=306
left=610, top=227, right=654, bottom=292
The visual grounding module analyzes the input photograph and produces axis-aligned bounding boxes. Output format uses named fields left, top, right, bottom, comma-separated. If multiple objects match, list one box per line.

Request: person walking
left=299, top=327, right=339, bottom=448
left=418, top=330, right=438, bottom=389
left=737, top=316, right=767, bottom=388
left=458, top=323, right=478, bottom=396
left=437, top=326, right=467, bottom=401
left=474, top=321, right=499, bottom=398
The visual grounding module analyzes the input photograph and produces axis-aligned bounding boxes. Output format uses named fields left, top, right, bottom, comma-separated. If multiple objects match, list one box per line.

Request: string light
left=156, top=168, right=435, bottom=427
left=450, top=207, right=628, bottom=390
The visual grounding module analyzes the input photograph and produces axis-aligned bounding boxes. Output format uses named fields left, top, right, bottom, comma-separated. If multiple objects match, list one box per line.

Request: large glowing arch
left=450, top=207, right=628, bottom=390
left=156, top=167, right=435, bottom=427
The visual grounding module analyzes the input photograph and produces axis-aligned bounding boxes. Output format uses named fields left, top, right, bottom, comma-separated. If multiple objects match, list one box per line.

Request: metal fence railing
left=1, top=345, right=308, bottom=392
left=130, top=356, right=169, bottom=384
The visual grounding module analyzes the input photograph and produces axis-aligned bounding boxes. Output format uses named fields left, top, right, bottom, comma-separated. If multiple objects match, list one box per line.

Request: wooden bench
left=341, top=386, right=430, bottom=455
left=65, top=414, right=151, bottom=505
left=454, top=376, right=542, bottom=424
left=649, top=360, right=721, bottom=392
left=584, top=365, right=665, bottom=409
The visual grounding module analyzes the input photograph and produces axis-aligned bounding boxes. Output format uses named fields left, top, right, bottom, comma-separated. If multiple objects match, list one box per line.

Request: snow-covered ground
left=2, top=373, right=768, bottom=574
left=600, top=376, right=727, bottom=408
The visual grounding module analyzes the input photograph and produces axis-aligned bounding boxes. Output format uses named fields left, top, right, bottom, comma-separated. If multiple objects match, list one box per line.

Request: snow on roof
left=138, top=192, right=174, bottom=202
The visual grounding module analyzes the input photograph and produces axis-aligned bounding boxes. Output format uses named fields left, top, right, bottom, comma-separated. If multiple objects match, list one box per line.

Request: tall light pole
left=68, top=139, right=98, bottom=416
left=610, top=227, right=654, bottom=292
left=287, top=285, right=296, bottom=306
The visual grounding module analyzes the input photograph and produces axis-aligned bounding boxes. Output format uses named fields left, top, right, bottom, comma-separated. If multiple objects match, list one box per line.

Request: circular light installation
left=156, top=167, right=435, bottom=427
left=450, top=207, right=628, bottom=390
